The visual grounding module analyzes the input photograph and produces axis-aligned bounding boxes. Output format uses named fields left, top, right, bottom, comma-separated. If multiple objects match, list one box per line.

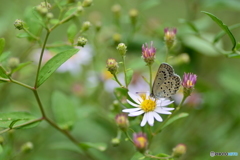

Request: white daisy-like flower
left=123, top=92, right=174, bottom=127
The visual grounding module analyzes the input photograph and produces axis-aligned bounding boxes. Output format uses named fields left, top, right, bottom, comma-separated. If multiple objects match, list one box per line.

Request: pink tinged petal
left=128, top=110, right=144, bottom=116
left=152, top=112, right=163, bottom=122
left=147, top=112, right=154, bottom=126
left=128, top=92, right=140, bottom=103
left=140, top=113, right=148, bottom=127
left=122, top=108, right=141, bottom=113
left=127, top=99, right=140, bottom=107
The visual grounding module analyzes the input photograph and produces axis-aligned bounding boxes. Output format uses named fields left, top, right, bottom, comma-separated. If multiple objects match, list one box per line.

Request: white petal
left=140, top=113, right=148, bottom=127
left=127, top=99, right=140, bottom=107
left=152, top=112, right=163, bottom=122
left=128, top=92, right=140, bottom=103
left=155, top=108, right=172, bottom=114
left=161, top=107, right=175, bottom=111
left=157, top=100, right=173, bottom=106
left=147, top=112, right=154, bottom=126
left=122, top=108, right=141, bottom=113
left=128, top=110, right=144, bottom=116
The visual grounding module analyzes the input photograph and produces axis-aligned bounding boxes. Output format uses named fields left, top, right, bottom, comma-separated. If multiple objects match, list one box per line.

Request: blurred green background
left=0, top=0, right=240, bottom=160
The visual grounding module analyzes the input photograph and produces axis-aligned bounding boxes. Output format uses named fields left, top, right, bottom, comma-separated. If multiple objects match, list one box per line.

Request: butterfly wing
left=151, top=63, right=181, bottom=98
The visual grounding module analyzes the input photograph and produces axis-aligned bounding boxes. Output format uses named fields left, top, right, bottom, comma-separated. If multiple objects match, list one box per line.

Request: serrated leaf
left=11, top=61, right=32, bottom=74
left=0, top=112, right=39, bottom=129
left=126, top=69, right=133, bottom=86
left=37, top=48, right=79, bottom=87
left=202, top=11, right=236, bottom=51
left=67, top=23, right=78, bottom=44
left=79, top=142, right=107, bottom=151
left=162, top=112, right=189, bottom=129
left=0, top=38, right=5, bottom=55
left=51, top=91, right=77, bottom=130
left=214, top=23, right=240, bottom=44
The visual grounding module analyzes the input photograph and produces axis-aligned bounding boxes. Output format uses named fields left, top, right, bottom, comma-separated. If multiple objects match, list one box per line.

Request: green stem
left=34, top=31, right=50, bottom=88
left=124, top=131, right=134, bottom=144
left=122, top=56, right=128, bottom=87
left=113, top=74, right=124, bottom=87
left=145, top=153, right=174, bottom=159
left=32, top=90, right=47, bottom=118
left=165, top=47, right=170, bottom=62
left=154, top=95, right=187, bottom=134
left=23, top=27, right=40, bottom=42
left=148, top=64, right=153, bottom=91
left=9, top=78, right=34, bottom=90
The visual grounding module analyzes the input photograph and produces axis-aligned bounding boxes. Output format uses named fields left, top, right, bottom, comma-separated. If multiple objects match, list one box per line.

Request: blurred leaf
left=50, top=141, right=83, bottom=154
left=62, top=7, right=78, bottom=20
left=202, top=11, right=236, bottom=51
left=114, top=87, right=129, bottom=105
left=179, top=19, right=200, bottom=34
left=227, top=52, right=240, bottom=58
left=162, top=112, right=189, bottom=129
left=214, top=23, right=240, bottom=44
left=126, top=69, right=133, bottom=86
left=0, top=51, right=11, bottom=62
left=50, top=19, right=60, bottom=25
left=0, top=145, right=2, bottom=154
left=0, top=38, right=5, bottom=55
left=155, top=153, right=174, bottom=160
left=67, top=23, right=78, bottom=44
left=79, top=142, right=107, bottom=151
left=16, top=33, right=30, bottom=38
left=11, top=61, right=32, bottom=74
left=182, top=34, right=222, bottom=56
left=139, top=0, right=161, bottom=10
left=130, top=152, right=149, bottom=160
left=47, top=44, right=75, bottom=53
left=37, top=48, right=79, bottom=87
left=51, top=91, right=77, bottom=130
left=0, top=66, right=8, bottom=78
left=0, top=112, right=39, bottom=129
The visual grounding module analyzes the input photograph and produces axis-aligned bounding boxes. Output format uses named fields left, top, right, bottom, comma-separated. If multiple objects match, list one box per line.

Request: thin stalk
left=122, top=56, right=128, bottom=87
left=145, top=153, right=173, bottom=159
left=9, top=78, right=34, bottom=90
left=32, top=90, right=46, bottom=118
left=113, top=74, right=123, bottom=87
left=23, top=27, right=40, bottom=42
left=165, top=47, right=170, bottom=62
left=34, top=31, right=50, bottom=88
left=148, top=64, right=153, bottom=91
left=124, top=131, right=134, bottom=144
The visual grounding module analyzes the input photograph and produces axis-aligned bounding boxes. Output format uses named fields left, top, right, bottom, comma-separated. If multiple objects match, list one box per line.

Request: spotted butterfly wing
left=150, top=63, right=181, bottom=99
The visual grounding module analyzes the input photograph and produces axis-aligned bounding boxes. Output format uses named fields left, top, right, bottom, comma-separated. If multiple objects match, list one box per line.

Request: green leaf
left=79, top=142, right=107, bottom=151
left=0, top=145, right=2, bottom=154
left=114, top=87, right=129, bottom=105
left=0, top=51, right=11, bottom=62
left=214, top=23, right=240, bottom=44
left=162, top=112, right=189, bottom=129
left=0, top=66, right=8, bottom=78
left=155, top=153, right=174, bottom=160
left=126, top=69, right=133, bottom=86
left=37, top=48, right=79, bottom=87
left=0, top=38, right=5, bottom=55
left=62, top=7, right=78, bottom=20
left=51, top=91, right=77, bottom=130
left=140, top=0, right=161, bottom=10
left=179, top=19, right=199, bottom=34
left=202, top=11, right=236, bottom=51
left=0, top=112, right=39, bottom=129
left=67, top=23, right=78, bottom=44
left=16, top=33, right=29, bottom=38
left=11, top=61, right=32, bottom=74
left=130, top=152, right=148, bottom=160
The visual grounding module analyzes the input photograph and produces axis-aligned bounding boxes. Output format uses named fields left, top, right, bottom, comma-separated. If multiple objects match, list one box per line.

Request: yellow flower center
left=136, top=137, right=147, bottom=148
left=140, top=96, right=156, bottom=112
left=187, top=80, right=193, bottom=87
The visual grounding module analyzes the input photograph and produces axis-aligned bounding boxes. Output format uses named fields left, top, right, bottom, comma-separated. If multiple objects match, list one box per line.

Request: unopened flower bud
left=112, top=4, right=121, bottom=17
left=77, top=6, right=84, bottom=13
left=81, top=21, right=91, bottom=32
left=106, top=58, right=118, bottom=75
left=111, top=138, right=120, bottom=146
left=116, top=43, right=127, bottom=56
left=182, top=73, right=197, bottom=97
left=95, top=21, right=101, bottom=32
left=46, top=13, right=54, bottom=19
left=164, top=28, right=177, bottom=49
left=20, top=142, right=34, bottom=153
left=14, top=19, right=24, bottom=30
left=77, top=37, right=87, bottom=47
left=129, top=9, right=138, bottom=26
left=133, top=132, right=148, bottom=153
left=40, top=2, right=52, bottom=9
left=82, top=0, right=93, bottom=7
left=172, top=144, right=187, bottom=158
left=8, top=57, right=20, bottom=69
left=115, top=113, right=129, bottom=131
left=142, top=41, right=156, bottom=66
left=36, top=6, right=48, bottom=15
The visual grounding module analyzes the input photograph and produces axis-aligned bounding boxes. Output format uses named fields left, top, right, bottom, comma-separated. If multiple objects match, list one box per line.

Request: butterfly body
left=151, top=63, right=181, bottom=99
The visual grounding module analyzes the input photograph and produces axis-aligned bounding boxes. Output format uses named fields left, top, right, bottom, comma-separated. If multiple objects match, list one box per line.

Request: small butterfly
left=150, top=63, right=181, bottom=99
